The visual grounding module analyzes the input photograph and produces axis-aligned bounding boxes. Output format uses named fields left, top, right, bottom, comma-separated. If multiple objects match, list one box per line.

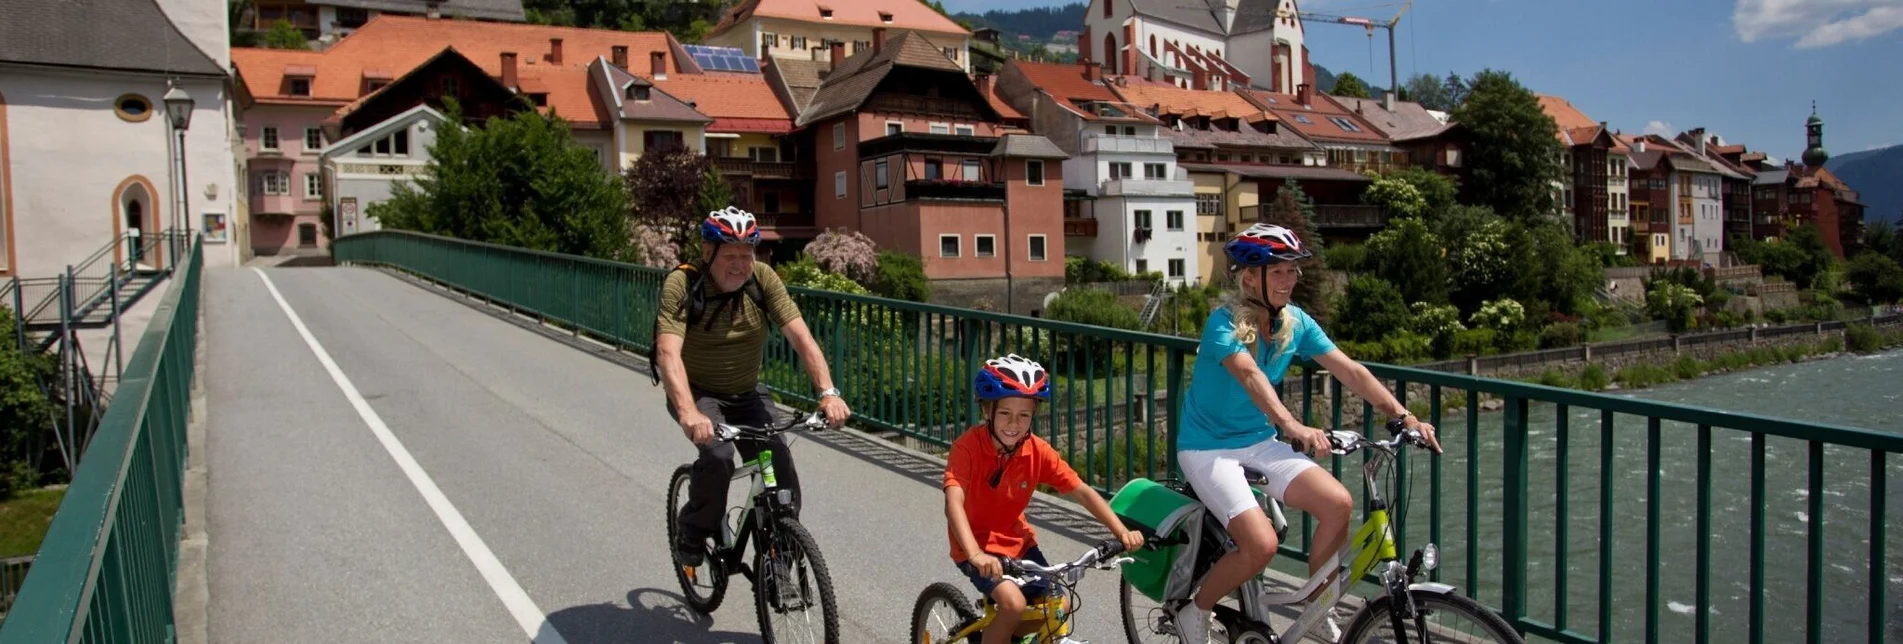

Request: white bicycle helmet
left=701, top=206, right=761, bottom=245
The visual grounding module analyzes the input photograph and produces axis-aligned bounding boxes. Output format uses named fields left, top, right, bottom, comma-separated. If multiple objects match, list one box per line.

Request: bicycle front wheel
left=753, top=517, right=840, bottom=644
left=1340, top=589, right=1524, bottom=644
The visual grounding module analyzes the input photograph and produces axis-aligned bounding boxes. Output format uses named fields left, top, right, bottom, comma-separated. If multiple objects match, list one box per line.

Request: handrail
left=0, top=234, right=202, bottom=643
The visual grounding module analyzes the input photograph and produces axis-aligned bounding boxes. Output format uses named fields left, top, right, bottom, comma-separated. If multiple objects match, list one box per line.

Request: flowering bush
left=1469, top=297, right=1526, bottom=333
left=633, top=224, right=680, bottom=268
left=805, top=228, right=879, bottom=287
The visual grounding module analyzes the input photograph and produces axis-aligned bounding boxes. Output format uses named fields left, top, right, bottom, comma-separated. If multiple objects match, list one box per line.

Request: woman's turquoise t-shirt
left=1177, top=305, right=1337, bottom=452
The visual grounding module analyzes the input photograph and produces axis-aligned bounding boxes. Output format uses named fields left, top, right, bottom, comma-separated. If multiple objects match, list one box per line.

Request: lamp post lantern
left=163, top=82, right=194, bottom=244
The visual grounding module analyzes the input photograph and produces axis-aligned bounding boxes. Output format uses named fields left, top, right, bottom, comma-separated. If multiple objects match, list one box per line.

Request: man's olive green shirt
left=656, top=261, right=802, bottom=395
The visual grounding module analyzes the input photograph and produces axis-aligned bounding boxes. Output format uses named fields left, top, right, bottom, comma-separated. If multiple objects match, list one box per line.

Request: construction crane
left=1281, top=1, right=1412, bottom=98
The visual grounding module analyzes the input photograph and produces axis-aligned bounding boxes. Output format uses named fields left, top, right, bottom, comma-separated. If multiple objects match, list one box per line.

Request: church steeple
left=1802, top=100, right=1830, bottom=168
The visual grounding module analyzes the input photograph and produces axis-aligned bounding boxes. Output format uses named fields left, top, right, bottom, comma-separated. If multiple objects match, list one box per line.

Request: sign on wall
left=204, top=212, right=228, bottom=243
left=341, top=197, right=359, bottom=233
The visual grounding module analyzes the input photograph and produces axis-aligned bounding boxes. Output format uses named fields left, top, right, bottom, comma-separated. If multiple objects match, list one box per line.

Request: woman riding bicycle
left=943, top=354, right=1145, bottom=644
left=1169, top=223, right=1442, bottom=644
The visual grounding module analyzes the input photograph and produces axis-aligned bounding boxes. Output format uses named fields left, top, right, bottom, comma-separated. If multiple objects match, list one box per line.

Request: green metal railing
left=0, top=235, right=203, bottom=643
left=333, top=230, right=1900, bottom=644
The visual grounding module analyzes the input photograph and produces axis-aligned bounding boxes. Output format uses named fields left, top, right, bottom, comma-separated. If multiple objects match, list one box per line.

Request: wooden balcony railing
left=713, top=157, right=809, bottom=179
left=1064, top=218, right=1098, bottom=237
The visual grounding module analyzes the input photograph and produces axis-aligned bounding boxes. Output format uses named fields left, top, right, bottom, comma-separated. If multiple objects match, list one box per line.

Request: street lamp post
left=163, top=82, right=195, bottom=254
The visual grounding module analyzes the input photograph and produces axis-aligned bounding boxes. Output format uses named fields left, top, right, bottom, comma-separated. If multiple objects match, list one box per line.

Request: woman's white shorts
left=1178, top=437, right=1319, bottom=527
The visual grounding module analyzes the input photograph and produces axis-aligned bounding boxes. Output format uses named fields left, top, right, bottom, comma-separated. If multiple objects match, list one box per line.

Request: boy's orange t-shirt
left=942, top=424, right=1085, bottom=563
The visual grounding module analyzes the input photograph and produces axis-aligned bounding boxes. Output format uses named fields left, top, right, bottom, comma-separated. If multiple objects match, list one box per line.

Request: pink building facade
left=241, top=105, right=335, bottom=253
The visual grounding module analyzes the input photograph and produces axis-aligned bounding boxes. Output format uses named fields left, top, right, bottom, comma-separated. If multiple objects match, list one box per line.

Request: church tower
left=1801, top=101, right=1830, bottom=169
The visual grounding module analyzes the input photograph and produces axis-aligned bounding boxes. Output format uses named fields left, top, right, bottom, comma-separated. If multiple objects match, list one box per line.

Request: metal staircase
left=1138, top=280, right=1168, bottom=328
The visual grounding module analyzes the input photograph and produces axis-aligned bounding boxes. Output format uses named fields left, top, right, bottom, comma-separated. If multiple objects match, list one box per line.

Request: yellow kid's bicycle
left=1112, top=419, right=1525, bottom=643
left=910, top=540, right=1135, bottom=644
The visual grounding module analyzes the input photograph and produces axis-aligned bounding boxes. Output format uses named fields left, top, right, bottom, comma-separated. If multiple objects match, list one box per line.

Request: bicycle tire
left=1118, top=577, right=1241, bottom=644
left=666, top=464, right=728, bottom=614
left=1340, top=589, right=1524, bottom=644
left=753, top=517, right=841, bottom=644
left=910, top=581, right=981, bottom=644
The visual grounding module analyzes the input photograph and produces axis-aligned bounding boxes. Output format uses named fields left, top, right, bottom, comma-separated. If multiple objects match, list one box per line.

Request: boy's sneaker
left=1171, top=602, right=1211, bottom=644
left=674, top=534, right=707, bottom=567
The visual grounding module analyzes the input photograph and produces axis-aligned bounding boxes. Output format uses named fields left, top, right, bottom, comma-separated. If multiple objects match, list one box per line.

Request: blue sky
left=943, top=0, right=1902, bottom=163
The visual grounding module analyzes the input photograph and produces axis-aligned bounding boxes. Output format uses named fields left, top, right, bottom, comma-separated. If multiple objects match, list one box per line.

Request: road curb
left=172, top=298, right=211, bottom=644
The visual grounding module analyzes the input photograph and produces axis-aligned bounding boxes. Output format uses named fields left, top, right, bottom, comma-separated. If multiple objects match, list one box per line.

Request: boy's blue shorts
left=956, top=545, right=1053, bottom=600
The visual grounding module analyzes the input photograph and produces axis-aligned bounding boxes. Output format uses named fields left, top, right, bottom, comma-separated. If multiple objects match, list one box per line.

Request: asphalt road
left=201, top=265, right=1147, bottom=644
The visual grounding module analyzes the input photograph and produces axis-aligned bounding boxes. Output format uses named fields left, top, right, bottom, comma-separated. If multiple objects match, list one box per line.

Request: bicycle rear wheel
left=753, top=517, right=840, bottom=644
left=1340, top=589, right=1524, bottom=644
left=911, top=581, right=980, bottom=644
left=667, top=464, right=728, bottom=614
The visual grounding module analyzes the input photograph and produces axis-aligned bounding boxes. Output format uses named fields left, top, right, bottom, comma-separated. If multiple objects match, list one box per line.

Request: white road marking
left=253, top=268, right=570, bottom=644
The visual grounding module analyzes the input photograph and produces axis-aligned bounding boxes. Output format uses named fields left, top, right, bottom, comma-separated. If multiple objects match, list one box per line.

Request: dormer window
left=627, top=85, right=650, bottom=101
left=819, top=6, right=833, bottom=18
left=879, top=11, right=893, bottom=22
left=282, top=64, right=316, bottom=97
left=289, top=78, right=311, bottom=96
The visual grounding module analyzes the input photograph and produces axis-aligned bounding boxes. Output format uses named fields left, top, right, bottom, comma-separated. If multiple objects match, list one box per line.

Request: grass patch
left=0, top=486, right=67, bottom=558
left=1578, top=364, right=1610, bottom=391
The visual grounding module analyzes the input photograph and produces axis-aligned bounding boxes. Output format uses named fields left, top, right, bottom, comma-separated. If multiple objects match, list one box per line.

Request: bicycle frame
left=709, top=446, right=795, bottom=575
left=945, top=594, right=1073, bottom=642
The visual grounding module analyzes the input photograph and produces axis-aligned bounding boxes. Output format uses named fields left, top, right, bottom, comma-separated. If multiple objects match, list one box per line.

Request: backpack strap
left=649, top=262, right=705, bottom=386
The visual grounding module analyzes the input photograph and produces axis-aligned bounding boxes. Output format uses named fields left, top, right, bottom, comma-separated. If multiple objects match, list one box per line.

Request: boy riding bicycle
left=943, top=354, right=1145, bottom=644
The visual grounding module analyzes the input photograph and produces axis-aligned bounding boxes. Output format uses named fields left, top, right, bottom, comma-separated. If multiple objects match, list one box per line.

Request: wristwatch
left=817, top=387, right=842, bottom=400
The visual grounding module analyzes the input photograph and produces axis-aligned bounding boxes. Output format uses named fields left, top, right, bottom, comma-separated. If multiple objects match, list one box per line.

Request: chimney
left=1383, top=91, right=1395, bottom=112
left=1636, top=139, right=1646, bottom=153
left=1296, top=82, right=1313, bottom=106
left=1122, top=22, right=1136, bottom=79
left=1079, top=26, right=1092, bottom=63
left=500, top=51, right=518, bottom=89
left=1082, top=60, right=1101, bottom=82
left=872, top=28, right=886, bottom=53
left=549, top=38, right=564, bottom=65
left=828, top=41, right=845, bottom=69
left=426, top=0, right=440, bottom=19
left=650, top=51, right=667, bottom=80
left=612, top=45, right=628, bottom=69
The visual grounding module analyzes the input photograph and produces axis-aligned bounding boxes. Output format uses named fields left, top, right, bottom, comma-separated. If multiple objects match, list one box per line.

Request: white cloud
left=1644, top=120, right=1674, bottom=136
left=1735, top=0, right=1903, bottom=49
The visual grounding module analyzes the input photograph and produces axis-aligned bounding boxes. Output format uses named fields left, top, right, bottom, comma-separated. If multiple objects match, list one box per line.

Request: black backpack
left=648, top=261, right=767, bottom=385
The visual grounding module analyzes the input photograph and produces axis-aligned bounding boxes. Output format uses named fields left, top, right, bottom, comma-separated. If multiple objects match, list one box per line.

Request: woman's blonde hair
left=1227, top=265, right=1297, bottom=357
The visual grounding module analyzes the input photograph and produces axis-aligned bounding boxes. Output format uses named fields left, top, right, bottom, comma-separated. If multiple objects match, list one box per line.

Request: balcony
left=860, top=132, right=998, bottom=159
left=713, top=157, right=809, bottom=179
left=756, top=212, right=815, bottom=229
left=1064, top=218, right=1098, bottom=236
left=1099, top=178, right=1194, bottom=197
left=250, top=193, right=307, bottom=216
left=863, top=94, right=989, bottom=121
left=1083, top=136, right=1174, bottom=155
left=905, top=179, right=1005, bottom=202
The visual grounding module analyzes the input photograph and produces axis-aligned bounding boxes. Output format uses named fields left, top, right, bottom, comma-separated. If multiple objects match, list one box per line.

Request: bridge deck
left=203, top=265, right=1286, bottom=643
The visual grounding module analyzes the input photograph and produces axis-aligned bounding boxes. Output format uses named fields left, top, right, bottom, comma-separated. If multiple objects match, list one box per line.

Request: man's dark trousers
left=668, top=383, right=803, bottom=544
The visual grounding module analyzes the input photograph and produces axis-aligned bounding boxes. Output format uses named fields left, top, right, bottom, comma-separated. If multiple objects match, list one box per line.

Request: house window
left=1106, top=125, right=1118, bottom=135
left=875, top=159, right=888, bottom=189
left=1135, top=259, right=1148, bottom=273
left=962, top=159, right=981, bottom=181
left=1026, top=160, right=1044, bottom=186
left=940, top=234, right=961, bottom=257
left=976, top=235, right=996, bottom=257
left=708, top=139, right=734, bottom=158
left=955, top=125, right=975, bottom=136
left=930, top=123, right=950, bottom=135
left=926, top=158, right=943, bottom=180
left=1135, top=210, right=1152, bottom=229
left=835, top=171, right=847, bottom=198
left=262, top=126, right=280, bottom=151
left=833, top=123, right=845, bottom=150
left=761, top=33, right=780, bottom=50
left=1109, top=162, right=1132, bottom=179
left=944, top=47, right=958, bottom=61
left=298, top=223, right=319, bottom=247
left=1196, top=193, right=1221, bottom=215
left=255, top=171, right=289, bottom=195
left=440, top=77, right=459, bottom=97
left=790, top=36, right=808, bottom=50
left=304, top=127, right=323, bottom=153
left=886, top=122, right=903, bottom=136
left=643, top=130, right=683, bottom=152
left=628, top=86, right=651, bottom=101
left=1168, top=259, right=1185, bottom=279
left=1145, top=163, right=1167, bottom=179
left=304, top=173, right=322, bottom=199
left=1028, top=235, right=1047, bottom=261
left=289, top=78, right=311, bottom=96
left=1166, top=210, right=1184, bottom=230
left=751, top=147, right=779, bottom=163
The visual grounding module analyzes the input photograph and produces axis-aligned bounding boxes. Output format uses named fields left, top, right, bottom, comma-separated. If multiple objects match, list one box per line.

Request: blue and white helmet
left=700, top=206, right=761, bottom=245
left=1224, top=223, right=1311, bottom=268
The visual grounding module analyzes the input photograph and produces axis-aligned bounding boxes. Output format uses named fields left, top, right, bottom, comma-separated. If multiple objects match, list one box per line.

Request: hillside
left=1826, top=144, right=1903, bottom=225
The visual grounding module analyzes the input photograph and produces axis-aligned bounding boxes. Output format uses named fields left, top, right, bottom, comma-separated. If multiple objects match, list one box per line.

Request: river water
left=1281, top=348, right=1903, bottom=643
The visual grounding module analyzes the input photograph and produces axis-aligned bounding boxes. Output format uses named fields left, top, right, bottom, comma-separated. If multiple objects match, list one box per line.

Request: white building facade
left=1607, top=151, right=1630, bottom=251
left=320, top=104, right=448, bottom=237
left=1, top=0, right=246, bottom=278
left=1671, top=166, right=1724, bottom=262
left=1081, top=0, right=1307, bottom=93
left=1064, top=127, right=1199, bottom=284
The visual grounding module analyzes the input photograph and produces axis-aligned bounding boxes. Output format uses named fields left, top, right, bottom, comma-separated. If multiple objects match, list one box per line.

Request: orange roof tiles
left=710, top=0, right=968, bottom=39
left=650, top=72, right=793, bottom=122
left=1008, top=60, right=1119, bottom=104
left=1242, top=92, right=1390, bottom=145
left=1110, top=81, right=1273, bottom=125
left=1536, top=94, right=1599, bottom=130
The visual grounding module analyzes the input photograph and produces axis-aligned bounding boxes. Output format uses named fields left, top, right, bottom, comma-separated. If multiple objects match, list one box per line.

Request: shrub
left=1538, top=322, right=1583, bottom=349
left=1578, top=363, right=1610, bottom=391
left=1381, top=332, right=1433, bottom=364
left=0, top=309, right=55, bottom=500
left=1336, top=276, right=1410, bottom=342
left=1449, top=328, right=1498, bottom=357
left=1337, top=339, right=1389, bottom=363
left=1673, top=355, right=1703, bottom=380
left=1534, top=368, right=1573, bottom=388
left=777, top=256, right=869, bottom=294
left=1470, top=297, right=1526, bottom=334
left=873, top=251, right=931, bottom=302
left=1046, top=288, right=1141, bottom=331
left=1324, top=244, right=1368, bottom=272
left=805, top=228, right=879, bottom=287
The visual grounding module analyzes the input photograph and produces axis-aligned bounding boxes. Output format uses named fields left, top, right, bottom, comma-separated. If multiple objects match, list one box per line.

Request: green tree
left=1330, top=72, right=1371, bottom=98
left=1363, top=217, right=1449, bottom=305
left=1442, top=71, right=1470, bottom=107
left=1385, top=167, right=1460, bottom=217
left=0, top=309, right=55, bottom=499
left=263, top=19, right=308, bottom=49
left=1335, top=276, right=1409, bottom=343
left=1504, top=218, right=1604, bottom=317
left=1434, top=205, right=1513, bottom=314
left=1402, top=73, right=1454, bottom=111
left=1361, top=176, right=1427, bottom=220
left=1861, top=219, right=1903, bottom=267
left=1262, top=178, right=1329, bottom=319
left=1449, top=69, right=1561, bottom=220
left=1845, top=251, right=1903, bottom=304
left=373, top=102, right=633, bottom=261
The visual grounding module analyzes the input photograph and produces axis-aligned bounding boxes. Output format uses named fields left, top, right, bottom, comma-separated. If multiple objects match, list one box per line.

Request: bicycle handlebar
left=1326, top=417, right=1432, bottom=456
left=712, top=410, right=831, bottom=443
left=998, top=539, right=1134, bottom=587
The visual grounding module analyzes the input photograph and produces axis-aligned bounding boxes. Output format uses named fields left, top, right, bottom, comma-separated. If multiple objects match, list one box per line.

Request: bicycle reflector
left=1420, top=544, right=1439, bottom=571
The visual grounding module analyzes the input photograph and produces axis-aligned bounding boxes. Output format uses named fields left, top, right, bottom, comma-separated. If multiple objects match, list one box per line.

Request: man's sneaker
left=1170, top=602, right=1211, bottom=644
left=1305, top=603, right=1344, bottom=642
left=674, top=534, right=707, bottom=568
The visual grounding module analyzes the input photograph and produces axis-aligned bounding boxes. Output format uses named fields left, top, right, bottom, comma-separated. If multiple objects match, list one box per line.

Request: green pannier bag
left=1110, top=478, right=1207, bottom=603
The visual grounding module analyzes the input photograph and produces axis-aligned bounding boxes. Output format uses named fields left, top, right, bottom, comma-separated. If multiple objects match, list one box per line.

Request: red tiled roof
left=709, top=0, right=968, bottom=39
left=1009, top=60, right=1118, bottom=103
left=1536, top=94, right=1599, bottom=130
left=1241, top=91, right=1389, bottom=145
left=709, top=117, right=793, bottom=133
left=234, top=14, right=685, bottom=127
left=650, top=72, right=793, bottom=124
left=1111, top=81, right=1274, bottom=124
